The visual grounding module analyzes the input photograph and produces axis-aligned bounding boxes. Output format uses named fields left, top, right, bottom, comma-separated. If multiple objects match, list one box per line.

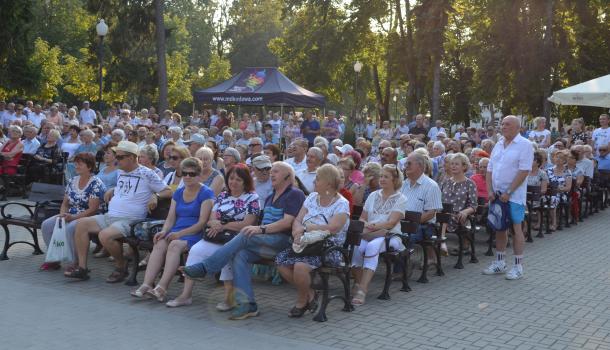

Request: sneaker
left=229, top=303, right=259, bottom=320
left=216, top=301, right=234, bottom=312
left=482, top=261, right=507, bottom=275
left=505, top=266, right=524, bottom=280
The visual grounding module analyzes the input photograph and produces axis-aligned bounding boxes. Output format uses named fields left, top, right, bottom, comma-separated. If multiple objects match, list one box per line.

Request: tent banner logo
left=211, top=96, right=264, bottom=103
left=227, top=69, right=267, bottom=92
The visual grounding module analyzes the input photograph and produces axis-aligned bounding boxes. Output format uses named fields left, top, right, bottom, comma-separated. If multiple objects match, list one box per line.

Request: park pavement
left=2, top=199, right=610, bottom=350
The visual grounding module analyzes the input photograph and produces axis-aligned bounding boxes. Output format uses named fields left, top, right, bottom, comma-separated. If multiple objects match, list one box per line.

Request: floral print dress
left=546, top=167, right=572, bottom=208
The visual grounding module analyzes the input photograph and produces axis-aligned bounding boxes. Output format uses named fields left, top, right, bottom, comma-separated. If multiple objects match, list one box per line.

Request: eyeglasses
left=115, top=154, right=130, bottom=160
left=249, top=143, right=262, bottom=147
left=600, top=149, right=609, bottom=152
left=256, top=167, right=271, bottom=172
left=182, top=171, right=199, bottom=177
left=169, top=155, right=180, bottom=161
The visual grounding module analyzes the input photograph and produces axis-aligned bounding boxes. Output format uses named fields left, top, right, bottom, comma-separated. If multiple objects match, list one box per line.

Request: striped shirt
left=400, top=174, right=443, bottom=223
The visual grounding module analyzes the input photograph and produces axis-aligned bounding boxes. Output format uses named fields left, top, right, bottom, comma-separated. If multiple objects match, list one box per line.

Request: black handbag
left=203, top=230, right=238, bottom=244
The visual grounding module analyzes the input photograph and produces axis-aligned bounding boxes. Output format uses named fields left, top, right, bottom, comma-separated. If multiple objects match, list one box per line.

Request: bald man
left=484, top=115, right=534, bottom=280
left=182, top=161, right=305, bottom=320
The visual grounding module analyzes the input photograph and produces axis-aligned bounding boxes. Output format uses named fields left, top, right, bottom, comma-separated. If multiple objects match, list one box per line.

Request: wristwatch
left=260, top=225, right=267, bottom=234
left=506, top=189, right=513, bottom=196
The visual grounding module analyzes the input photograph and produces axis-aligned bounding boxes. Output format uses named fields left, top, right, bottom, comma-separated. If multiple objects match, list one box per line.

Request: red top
left=1, top=139, right=22, bottom=167
left=339, top=188, right=354, bottom=215
left=470, top=173, right=488, bottom=199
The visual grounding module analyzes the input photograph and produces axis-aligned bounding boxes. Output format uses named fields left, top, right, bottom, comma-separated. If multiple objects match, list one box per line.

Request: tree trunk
left=431, top=54, right=441, bottom=122
left=542, top=0, right=554, bottom=123
left=155, top=0, right=169, bottom=111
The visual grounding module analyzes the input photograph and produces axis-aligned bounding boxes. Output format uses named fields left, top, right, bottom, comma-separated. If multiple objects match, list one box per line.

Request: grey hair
left=168, top=126, right=183, bottom=137
left=250, top=137, right=263, bottom=145
left=9, top=125, right=23, bottom=136
left=307, top=146, right=324, bottom=161
left=80, top=129, right=95, bottom=138
left=481, top=139, right=494, bottom=148
left=24, top=125, right=38, bottom=133
left=433, top=141, right=445, bottom=153
left=140, top=144, right=159, bottom=164
left=111, top=129, right=126, bottom=140
left=222, top=129, right=233, bottom=137
left=314, top=136, right=329, bottom=150
left=330, top=138, right=343, bottom=148
left=224, top=147, right=241, bottom=162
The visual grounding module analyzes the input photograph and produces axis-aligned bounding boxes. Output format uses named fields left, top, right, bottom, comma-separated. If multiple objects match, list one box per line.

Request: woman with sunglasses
left=351, top=164, right=406, bottom=305
left=166, top=163, right=260, bottom=309
left=205, top=140, right=225, bottom=170
left=131, top=157, right=215, bottom=301
left=162, top=146, right=190, bottom=193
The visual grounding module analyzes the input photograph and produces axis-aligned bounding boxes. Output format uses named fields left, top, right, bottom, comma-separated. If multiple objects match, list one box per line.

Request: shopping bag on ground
left=45, top=218, right=74, bottom=263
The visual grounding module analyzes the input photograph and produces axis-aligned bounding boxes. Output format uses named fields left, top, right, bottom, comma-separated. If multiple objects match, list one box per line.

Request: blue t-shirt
left=262, top=186, right=305, bottom=235
left=171, top=185, right=215, bottom=234
left=595, top=155, right=610, bottom=171
left=301, top=119, right=320, bottom=144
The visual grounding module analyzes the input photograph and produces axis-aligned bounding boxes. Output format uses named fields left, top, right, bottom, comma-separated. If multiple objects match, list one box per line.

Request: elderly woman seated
left=350, top=164, right=406, bottom=305
left=139, top=144, right=164, bottom=179
left=165, top=163, right=260, bottom=309
left=439, top=153, right=477, bottom=256
left=131, top=157, right=215, bottom=301
left=546, top=150, right=572, bottom=231
left=40, top=153, right=106, bottom=271
left=296, top=147, right=324, bottom=193
left=276, top=164, right=350, bottom=317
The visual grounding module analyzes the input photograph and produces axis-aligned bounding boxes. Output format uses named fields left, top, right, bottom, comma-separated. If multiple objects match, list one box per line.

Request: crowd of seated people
left=0, top=98, right=609, bottom=320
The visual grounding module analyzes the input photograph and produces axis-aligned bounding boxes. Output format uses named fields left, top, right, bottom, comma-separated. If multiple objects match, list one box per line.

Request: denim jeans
left=199, top=232, right=290, bottom=304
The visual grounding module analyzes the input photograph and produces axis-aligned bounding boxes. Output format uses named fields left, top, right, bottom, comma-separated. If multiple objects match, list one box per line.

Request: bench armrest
left=0, top=202, right=36, bottom=219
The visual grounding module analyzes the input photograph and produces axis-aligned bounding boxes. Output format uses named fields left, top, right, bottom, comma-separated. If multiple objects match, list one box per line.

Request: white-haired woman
left=296, top=147, right=324, bottom=193
left=439, top=153, right=477, bottom=256
left=168, top=126, right=184, bottom=146
left=0, top=126, right=24, bottom=181
left=195, top=147, right=224, bottom=196
left=528, top=117, right=551, bottom=148
left=64, top=108, right=79, bottom=125
left=351, top=164, right=407, bottom=305
left=276, top=164, right=350, bottom=317
left=139, top=144, right=163, bottom=179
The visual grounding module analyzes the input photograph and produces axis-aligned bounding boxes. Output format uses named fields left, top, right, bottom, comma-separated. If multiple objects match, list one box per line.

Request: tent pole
left=280, top=104, right=284, bottom=153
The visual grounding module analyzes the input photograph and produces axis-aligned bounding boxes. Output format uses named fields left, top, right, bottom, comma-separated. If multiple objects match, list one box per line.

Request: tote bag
left=45, top=218, right=74, bottom=263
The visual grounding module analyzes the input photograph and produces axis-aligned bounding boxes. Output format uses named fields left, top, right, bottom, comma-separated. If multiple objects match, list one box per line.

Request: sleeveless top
left=1, top=140, right=22, bottom=167
left=202, top=168, right=221, bottom=187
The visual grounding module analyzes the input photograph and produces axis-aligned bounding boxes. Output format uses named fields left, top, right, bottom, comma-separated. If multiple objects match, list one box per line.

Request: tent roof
left=548, top=74, right=610, bottom=108
left=193, top=67, right=325, bottom=107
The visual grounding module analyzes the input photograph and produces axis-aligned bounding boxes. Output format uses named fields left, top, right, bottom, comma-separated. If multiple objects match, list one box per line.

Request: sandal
left=130, top=284, right=152, bottom=298
left=146, top=285, right=167, bottom=302
left=288, top=295, right=318, bottom=318
left=40, top=262, right=61, bottom=271
left=106, top=267, right=128, bottom=284
left=64, top=267, right=90, bottom=280
left=440, top=242, right=449, bottom=257
left=352, top=290, right=366, bottom=306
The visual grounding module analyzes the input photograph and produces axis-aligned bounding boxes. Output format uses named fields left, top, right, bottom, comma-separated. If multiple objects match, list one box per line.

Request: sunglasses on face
left=249, top=143, right=261, bottom=147
left=182, top=171, right=199, bottom=177
left=115, top=154, right=130, bottom=160
left=256, top=167, right=271, bottom=172
left=169, top=155, right=180, bottom=161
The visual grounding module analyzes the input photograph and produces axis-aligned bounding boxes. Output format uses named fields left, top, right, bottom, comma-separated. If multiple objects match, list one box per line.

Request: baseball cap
left=252, top=155, right=272, bottom=169
left=184, top=133, right=206, bottom=145
left=112, top=141, right=139, bottom=156
left=336, top=144, right=354, bottom=155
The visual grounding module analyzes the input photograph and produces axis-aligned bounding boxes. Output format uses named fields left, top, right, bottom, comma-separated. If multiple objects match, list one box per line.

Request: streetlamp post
left=353, top=61, right=363, bottom=120
left=393, top=88, right=400, bottom=125
left=96, top=19, right=108, bottom=113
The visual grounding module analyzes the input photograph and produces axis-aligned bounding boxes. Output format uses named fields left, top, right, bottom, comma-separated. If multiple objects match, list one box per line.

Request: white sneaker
left=216, top=301, right=235, bottom=312
left=505, top=266, right=524, bottom=280
left=482, top=261, right=507, bottom=275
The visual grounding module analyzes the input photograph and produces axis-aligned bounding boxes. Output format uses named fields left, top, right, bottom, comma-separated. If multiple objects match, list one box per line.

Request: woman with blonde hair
left=276, top=164, right=350, bottom=317
left=195, top=147, right=224, bottom=196
left=351, top=164, right=406, bottom=305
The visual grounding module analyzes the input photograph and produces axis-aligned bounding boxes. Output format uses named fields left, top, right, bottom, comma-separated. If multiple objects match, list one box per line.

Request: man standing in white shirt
left=79, top=101, right=96, bottom=125
left=285, top=138, right=308, bottom=173
left=427, top=120, right=446, bottom=141
left=592, top=113, right=610, bottom=155
left=393, top=118, right=410, bottom=140
left=28, top=104, right=46, bottom=128
left=484, top=115, right=533, bottom=280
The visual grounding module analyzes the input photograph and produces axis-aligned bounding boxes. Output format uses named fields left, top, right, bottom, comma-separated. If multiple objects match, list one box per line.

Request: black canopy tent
left=193, top=67, right=326, bottom=108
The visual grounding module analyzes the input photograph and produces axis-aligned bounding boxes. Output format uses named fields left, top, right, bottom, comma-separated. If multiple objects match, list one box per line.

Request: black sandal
left=64, top=267, right=90, bottom=280
left=288, top=294, right=318, bottom=318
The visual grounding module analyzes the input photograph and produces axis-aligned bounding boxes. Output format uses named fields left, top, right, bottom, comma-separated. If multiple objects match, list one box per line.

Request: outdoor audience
left=1, top=97, right=609, bottom=321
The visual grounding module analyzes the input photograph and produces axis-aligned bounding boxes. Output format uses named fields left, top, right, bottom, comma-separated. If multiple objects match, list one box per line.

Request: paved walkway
left=2, top=200, right=610, bottom=350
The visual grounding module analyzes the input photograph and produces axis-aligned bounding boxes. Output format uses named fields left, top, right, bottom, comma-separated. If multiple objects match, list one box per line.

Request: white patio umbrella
left=548, top=74, right=610, bottom=108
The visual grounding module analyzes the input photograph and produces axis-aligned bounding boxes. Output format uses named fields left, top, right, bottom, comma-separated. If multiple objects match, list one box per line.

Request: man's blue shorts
left=509, top=202, right=526, bottom=224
